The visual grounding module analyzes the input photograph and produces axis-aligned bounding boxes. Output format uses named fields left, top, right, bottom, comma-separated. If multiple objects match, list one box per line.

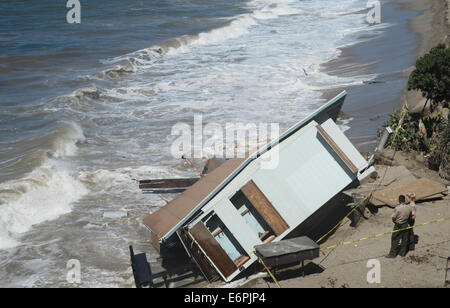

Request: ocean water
left=0, top=0, right=389, bottom=287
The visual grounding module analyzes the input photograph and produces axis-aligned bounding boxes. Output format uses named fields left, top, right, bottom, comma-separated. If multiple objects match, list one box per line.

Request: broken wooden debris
left=182, top=155, right=203, bottom=177
left=139, top=178, right=199, bottom=190
left=370, top=177, right=448, bottom=207
left=138, top=157, right=227, bottom=190
left=345, top=164, right=446, bottom=207
left=344, top=165, right=417, bottom=206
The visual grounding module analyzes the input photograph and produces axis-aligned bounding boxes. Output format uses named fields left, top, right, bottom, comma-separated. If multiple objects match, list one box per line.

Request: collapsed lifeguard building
left=142, top=91, right=374, bottom=282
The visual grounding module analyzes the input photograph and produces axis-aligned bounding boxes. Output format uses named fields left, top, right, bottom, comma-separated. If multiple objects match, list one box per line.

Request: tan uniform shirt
left=392, top=203, right=412, bottom=225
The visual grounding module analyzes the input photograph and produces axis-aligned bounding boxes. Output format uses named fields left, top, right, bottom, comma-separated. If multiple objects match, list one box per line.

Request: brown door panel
left=189, top=222, right=237, bottom=278
left=241, top=180, right=289, bottom=235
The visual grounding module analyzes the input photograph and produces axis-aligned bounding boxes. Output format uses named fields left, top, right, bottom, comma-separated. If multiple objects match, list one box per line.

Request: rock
left=338, top=111, right=352, bottom=120
left=363, top=80, right=385, bottom=85
left=404, top=90, right=431, bottom=116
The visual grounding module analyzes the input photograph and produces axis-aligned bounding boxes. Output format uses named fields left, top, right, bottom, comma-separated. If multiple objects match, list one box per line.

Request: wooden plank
left=240, top=209, right=250, bottom=216
left=316, top=125, right=359, bottom=174
left=371, top=178, right=447, bottom=207
left=139, top=178, right=199, bottom=189
left=263, top=235, right=276, bottom=244
left=241, top=180, right=289, bottom=235
left=235, top=256, right=250, bottom=268
left=190, top=222, right=237, bottom=278
left=212, top=229, right=223, bottom=237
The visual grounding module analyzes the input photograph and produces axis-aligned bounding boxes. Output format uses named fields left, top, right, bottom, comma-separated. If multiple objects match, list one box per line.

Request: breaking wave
left=99, top=1, right=300, bottom=74
left=0, top=122, right=88, bottom=250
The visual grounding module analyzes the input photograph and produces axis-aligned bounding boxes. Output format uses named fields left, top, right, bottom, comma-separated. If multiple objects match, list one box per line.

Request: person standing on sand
left=406, top=192, right=417, bottom=251
left=385, top=195, right=412, bottom=258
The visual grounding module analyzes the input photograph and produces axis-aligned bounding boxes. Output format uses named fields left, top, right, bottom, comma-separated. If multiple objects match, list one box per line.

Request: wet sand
left=321, top=0, right=449, bottom=153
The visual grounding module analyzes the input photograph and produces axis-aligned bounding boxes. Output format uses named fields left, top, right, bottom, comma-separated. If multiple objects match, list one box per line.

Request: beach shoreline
left=397, top=0, right=449, bottom=56
left=398, top=0, right=450, bottom=113
left=320, top=0, right=449, bottom=153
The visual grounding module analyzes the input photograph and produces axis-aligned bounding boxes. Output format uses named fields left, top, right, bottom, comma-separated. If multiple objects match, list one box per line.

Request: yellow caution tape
left=423, top=108, right=449, bottom=120
left=320, top=216, right=450, bottom=254
left=251, top=248, right=282, bottom=288
left=257, top=257, right=282, bottom=288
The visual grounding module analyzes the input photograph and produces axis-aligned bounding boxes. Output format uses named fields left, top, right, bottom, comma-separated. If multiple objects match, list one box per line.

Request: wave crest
left=0, top=122, right=88, bottom=250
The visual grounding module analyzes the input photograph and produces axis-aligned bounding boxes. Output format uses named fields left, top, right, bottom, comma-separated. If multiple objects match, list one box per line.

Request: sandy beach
left=243, top=0, right=450, bottom=288
left=397, top=0, right=449, bottom=56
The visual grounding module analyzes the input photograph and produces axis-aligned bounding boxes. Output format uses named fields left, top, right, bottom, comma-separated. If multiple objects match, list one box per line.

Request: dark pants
left=408, top=219, right=415, bottom=250
left=388, top=223, right=409, bottom=257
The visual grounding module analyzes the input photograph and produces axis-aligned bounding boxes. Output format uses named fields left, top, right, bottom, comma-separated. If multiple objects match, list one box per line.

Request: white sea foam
left=51, top=122, right=86, bottom=158
left=100, top=1, right=301, bottom=67
left=0, top=220, right=18, bottom=250
left=78, top=165, right=180, bottom=193
left=0, top=122, right=88, bottom=250
left=338, top=117, right=354, bottom=133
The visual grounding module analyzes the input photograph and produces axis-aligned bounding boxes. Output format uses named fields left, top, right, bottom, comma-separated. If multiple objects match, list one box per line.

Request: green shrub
left=383, top=109, right=448, bottom=153
left=383, top=109, right=418, bottom=152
